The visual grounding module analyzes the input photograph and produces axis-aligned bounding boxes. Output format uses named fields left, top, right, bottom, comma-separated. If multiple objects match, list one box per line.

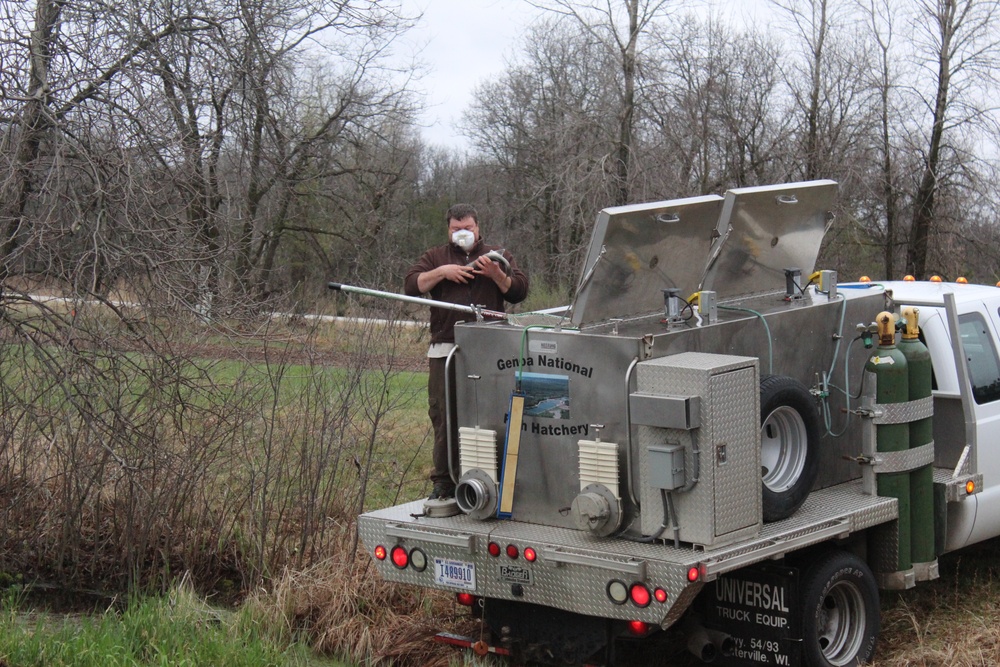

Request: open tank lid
left=567, top=180, right=837, bottom=325
left=569, top=194, right=724, bottom=326
left=700, top=180, right=837, bottom=298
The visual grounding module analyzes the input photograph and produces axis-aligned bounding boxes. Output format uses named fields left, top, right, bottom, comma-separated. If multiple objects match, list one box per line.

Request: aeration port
left=455, top=470, right=499, bottom=520
left=456, top=478, right=489, bottom=513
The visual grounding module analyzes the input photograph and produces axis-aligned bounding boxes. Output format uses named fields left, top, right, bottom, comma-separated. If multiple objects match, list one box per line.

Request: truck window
left=959, top=313, right=1000, bottom=404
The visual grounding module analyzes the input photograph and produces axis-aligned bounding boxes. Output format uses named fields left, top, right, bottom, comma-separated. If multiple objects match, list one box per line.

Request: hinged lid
left=570, top=195, right=723, bottom=325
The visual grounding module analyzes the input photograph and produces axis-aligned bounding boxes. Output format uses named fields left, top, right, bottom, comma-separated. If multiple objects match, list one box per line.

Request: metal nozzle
left=876, top=311, right=896, bottom=346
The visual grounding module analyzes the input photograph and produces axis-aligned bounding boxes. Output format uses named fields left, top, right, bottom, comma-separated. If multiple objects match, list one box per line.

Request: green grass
left=0, top=588, right=346, bottom=667
left=0, top=308, right=442, bottom=664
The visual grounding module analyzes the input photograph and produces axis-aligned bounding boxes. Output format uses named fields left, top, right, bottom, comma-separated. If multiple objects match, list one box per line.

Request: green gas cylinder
left=865, top=311, right=911, bottom=572
left=899, top=306, right=936, bottom=572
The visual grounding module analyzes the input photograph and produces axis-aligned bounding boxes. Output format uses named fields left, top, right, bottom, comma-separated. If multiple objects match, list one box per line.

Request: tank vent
left=578, top=439, right=620, bottom=499
left=459, top=427, right=498, bottom=482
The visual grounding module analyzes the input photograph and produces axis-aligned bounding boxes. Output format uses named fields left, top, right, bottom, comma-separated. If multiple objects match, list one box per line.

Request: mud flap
left=483, top=598, right=612, bottom=665
left=696, top=562, right=802, bottom=666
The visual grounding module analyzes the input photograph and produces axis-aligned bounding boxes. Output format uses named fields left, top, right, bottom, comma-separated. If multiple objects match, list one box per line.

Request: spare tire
left=759, top=374, right=820, bottom=521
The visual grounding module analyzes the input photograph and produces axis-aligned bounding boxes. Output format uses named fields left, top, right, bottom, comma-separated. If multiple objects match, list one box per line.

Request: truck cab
left=882, top=280, right=1000, bottom=550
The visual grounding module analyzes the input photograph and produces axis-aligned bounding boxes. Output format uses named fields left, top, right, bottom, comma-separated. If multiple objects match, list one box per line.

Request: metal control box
left=647, top=444, right=686, bottom=490
left=634, top=352, right=761, bottom=547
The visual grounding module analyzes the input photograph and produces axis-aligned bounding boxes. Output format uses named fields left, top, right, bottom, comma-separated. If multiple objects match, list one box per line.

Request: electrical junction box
left=647, top=444, right=685, bottom=491
left=633, top=352, right=761, bottom=548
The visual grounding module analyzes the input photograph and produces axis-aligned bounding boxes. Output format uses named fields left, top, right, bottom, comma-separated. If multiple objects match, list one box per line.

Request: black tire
left=800, top=550, right=879, bottom=667
left=760, top=374, right=820, bottom=521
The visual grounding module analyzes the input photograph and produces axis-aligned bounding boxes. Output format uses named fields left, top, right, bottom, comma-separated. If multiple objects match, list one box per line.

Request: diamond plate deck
left=359, top=481, right=897, bottom=627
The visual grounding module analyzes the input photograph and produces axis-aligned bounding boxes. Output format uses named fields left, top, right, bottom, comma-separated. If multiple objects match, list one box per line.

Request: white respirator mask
left=451, top=229, right=476, bottom=252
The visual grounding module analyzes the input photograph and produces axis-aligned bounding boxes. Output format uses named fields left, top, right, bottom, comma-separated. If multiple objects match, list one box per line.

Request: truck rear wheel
left=760, top=375, right=820, bottom=521
left=800, top=550, right=879, bottom=667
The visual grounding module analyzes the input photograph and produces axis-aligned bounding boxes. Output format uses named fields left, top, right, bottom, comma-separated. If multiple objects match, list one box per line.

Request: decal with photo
left=521, top=372, right=570, bottom=419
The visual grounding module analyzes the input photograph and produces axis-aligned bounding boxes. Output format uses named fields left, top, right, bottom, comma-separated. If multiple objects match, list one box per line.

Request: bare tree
left=642, top=14, right=727, bottom=194
left=853, top=0, right=910, bottom=278
left=1, top=0, right=422, bottom=315
left=463, top=19, right=620, bottom=291
left=221, top=0, right=418, bottom=303
left=528, top=0, right=672, bottom=205
left=641, top=14, right=789, bottom=193
left=906, top=0, right=1000, bottom=279
left=769, top=0, right=877, bottom=182
left=0, top=0, right=208, bottom=284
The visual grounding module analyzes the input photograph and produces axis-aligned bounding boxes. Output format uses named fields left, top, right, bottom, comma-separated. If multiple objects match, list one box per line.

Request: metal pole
left=327, top=282, right=507, bottom=320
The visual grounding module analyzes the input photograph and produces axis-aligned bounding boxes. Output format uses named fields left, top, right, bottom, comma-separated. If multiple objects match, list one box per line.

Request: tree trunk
left=0, top=0, right=62, bottom=282
left=906, top=0, right=954, bottom=279
left=615, top=0, right=639, bottom=206
left=805, top=0, right=828, bottom=180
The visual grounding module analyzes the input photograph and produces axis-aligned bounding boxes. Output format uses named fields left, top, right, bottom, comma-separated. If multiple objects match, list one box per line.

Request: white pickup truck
left=352, top=181, right=994, bottom=667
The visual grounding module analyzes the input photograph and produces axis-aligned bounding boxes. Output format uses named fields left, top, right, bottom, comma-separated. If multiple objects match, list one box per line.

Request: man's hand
left=440, top=263, right=477, bottom=284
left=472, top=255, right=511, bottom=293
left=417, top=263, right=475, bottom=292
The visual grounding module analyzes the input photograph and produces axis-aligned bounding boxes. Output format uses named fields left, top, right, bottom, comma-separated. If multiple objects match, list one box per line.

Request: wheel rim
left=760, top=405, right=808, bottom=492
left=816, top=580, right=866, bottom=666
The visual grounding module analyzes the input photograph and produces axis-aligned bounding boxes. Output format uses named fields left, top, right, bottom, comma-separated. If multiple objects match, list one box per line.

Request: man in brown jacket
left=405, top=204, right=529, bottom=499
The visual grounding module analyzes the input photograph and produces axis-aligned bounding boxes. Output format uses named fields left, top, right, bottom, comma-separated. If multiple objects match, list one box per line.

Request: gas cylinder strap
left=871, top=441, right=935, bottom=474
left=872, top=396, right=933, bottom=425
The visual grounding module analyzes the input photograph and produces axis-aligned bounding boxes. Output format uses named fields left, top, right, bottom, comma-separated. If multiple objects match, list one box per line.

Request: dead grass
left=245, top=527, right=489, bottom=667
left=872, top=537, right=1000, bottom=666
left=250, top=532, right=1000, bottom=666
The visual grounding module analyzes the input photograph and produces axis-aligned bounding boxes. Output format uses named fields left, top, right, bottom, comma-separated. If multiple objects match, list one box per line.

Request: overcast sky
left=396, top=1, right=774, bottom=151
left=397, top=0, right=542, bottom=151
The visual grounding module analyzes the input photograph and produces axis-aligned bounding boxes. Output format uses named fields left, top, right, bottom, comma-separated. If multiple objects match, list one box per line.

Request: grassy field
left=0, top=585, right=348, bottom=667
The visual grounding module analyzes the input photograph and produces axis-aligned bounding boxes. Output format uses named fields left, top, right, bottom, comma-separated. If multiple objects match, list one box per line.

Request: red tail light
left=456, top=593, right=476, bottom=606
left=390, top=545, right=409, bottom=569
left=488, top=542, right=501, bottom=557
left=374, top=545, right=387, bottom=560
left=524, top=547, right=537, bottom=562
left=687, top=566, right=701, bottom=582
left=654, top=587, right=668, bottom=603
left=629, top=583, right=651, bottom=608
left=506, top=544, right=519, bottom=559
left=628, top=620, right=650, bottom=636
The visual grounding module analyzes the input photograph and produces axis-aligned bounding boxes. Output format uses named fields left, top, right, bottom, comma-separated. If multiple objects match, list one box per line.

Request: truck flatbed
left=359, top=481, right=897, bottom=626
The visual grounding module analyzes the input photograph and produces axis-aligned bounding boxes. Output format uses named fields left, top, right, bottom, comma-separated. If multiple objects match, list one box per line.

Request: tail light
left=456, top=592, right=476, bottom=606
left=629, top=583, right=651, bottom=608
left=607, top=580, right=628, bottom=605
left=409, top=548, right=428, bottom=572
left=628, top=620, right=651, bottom=636
left=390, top=545, right=409, bottom=569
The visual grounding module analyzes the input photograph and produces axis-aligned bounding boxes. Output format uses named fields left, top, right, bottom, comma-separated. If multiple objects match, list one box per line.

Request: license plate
left=434, top=558, right=476, bottom=590
left=499, top=564, right=533, bottom=585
